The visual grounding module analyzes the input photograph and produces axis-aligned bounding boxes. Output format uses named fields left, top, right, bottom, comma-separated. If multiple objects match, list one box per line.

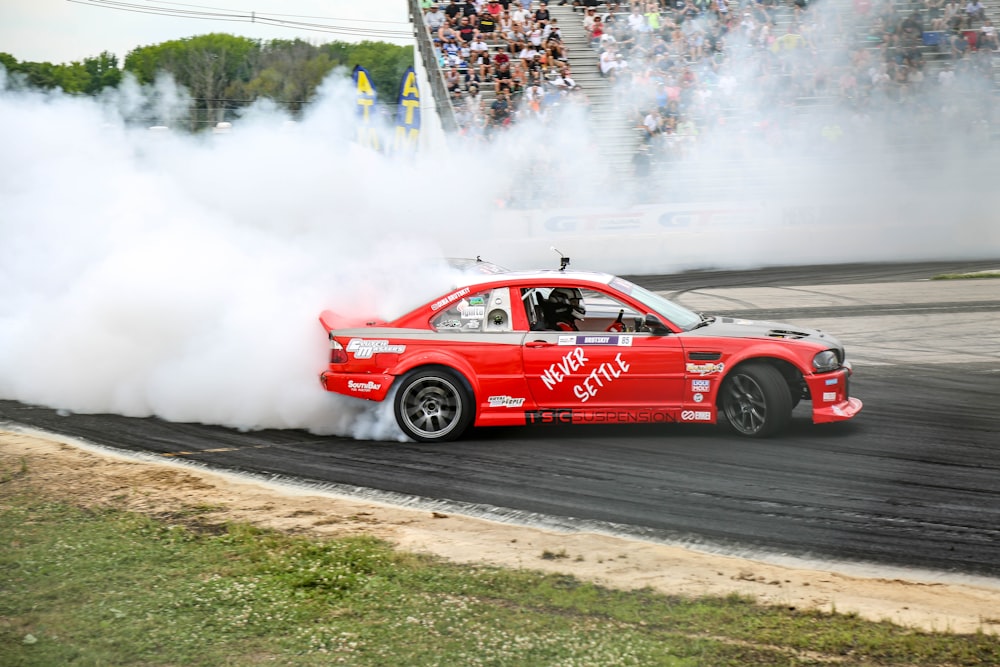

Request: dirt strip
left=3, top=430, right=998, bottom=635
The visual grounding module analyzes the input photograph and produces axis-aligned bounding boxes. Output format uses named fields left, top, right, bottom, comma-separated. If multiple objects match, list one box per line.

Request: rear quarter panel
left=384, top=335, right=534, bottom=427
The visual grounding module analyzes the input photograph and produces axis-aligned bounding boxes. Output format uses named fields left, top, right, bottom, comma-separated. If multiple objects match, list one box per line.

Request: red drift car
left=319, top=268, right=861, bottom=442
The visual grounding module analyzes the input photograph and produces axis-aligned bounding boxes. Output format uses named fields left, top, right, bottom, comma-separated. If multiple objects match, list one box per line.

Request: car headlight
left=812, top=350, right=840, bottom=373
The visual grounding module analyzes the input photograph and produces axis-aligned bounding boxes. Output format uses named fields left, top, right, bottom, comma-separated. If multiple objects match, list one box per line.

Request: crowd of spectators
left=421, top=0, right=997, bottom=168
left=423, top=0, right=594, bottom=139
left=578, top=0, right=997, bottom=165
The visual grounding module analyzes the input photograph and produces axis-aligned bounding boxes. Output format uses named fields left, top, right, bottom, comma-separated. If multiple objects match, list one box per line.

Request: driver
left=543, top=287, right=585, bottom=331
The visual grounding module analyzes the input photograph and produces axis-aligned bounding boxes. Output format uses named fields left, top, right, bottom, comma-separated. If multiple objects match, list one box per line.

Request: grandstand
left=408, top=0, right=999, bottom=202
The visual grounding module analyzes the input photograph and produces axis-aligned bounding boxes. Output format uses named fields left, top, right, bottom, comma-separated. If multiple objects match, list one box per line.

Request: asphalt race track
left=2, top=260, right=999, bottom=579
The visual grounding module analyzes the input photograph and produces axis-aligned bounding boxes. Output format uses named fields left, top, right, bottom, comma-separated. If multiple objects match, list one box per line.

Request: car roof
left=456, top=269, right=619, bottom=289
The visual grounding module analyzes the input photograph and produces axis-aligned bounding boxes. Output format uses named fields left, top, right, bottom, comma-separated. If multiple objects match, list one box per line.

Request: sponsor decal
left=823, top=392, right=837, bottom=402
left=692, top=379, right=710, bottom=392
left=573, top=409, right=676, bottom=424
left=468, top=296, right=485, bottom=306
left=461, top=306, right=486, bottom=319
left=539, top=347, right=632, bottom=403
left=686, top=362, right=725, bottom=375
left=526, top=408, right=676, bottom=425
left=465, top=320, right=481, bottom=329
left=346, top=338, right=406, bottom=359
left=561, top=335, right=634, bottom=347
left=431, top=287, right=472, bottom=311
left=681, top=410, right=712, bottom=421
left=657, top=210, right=757, bottom=229
left=347, top=380, right=381, bottom=393
left=825, top=378, right=839, bottom=385
left=693, top=393, right=704, bottom=403
left=573, top=353, right=631, bottom=403
left=544, top=214, right=642, bottom=233
left=541, top=347, right=589, bottom=390
left=525, top=409, right=574, bottom=424
left=488, top=395, right=525, bottom=408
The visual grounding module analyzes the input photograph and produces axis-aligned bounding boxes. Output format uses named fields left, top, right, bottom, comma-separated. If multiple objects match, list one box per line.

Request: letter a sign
left=353, top=65, right=380, bottom=151
left=394, top=66, right=420, bottom=154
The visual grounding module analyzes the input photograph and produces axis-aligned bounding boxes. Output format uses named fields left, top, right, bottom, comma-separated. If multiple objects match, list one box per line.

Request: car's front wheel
left=720, top=363, right=793, bottom=437
left=393, top=368, right=474, bottom=443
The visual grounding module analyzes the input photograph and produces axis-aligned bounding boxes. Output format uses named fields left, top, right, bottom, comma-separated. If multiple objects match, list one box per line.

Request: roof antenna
left=550, top=246, right=570, bottom=271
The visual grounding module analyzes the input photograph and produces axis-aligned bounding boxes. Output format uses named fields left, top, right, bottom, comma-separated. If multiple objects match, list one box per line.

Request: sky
left=0, top=0, right=412, bottom=64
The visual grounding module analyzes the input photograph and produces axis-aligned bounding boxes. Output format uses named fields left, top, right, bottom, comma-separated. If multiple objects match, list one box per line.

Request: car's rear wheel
left=720, top=363, right=793, bottom=437
left=394, top=368, right=474, bottom=443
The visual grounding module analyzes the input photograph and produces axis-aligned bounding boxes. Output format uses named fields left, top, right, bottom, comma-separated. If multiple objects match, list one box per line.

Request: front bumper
left=807, top=364, right=863, bottom=424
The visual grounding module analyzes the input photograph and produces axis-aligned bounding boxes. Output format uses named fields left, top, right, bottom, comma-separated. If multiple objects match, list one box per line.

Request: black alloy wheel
left=720, top=362, right=793, bottom=437
left=393, top=368, right=474, bottom=442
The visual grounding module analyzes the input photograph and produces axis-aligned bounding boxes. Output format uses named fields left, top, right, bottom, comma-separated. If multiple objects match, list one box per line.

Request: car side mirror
left=644, top=313, right=670, bottom=335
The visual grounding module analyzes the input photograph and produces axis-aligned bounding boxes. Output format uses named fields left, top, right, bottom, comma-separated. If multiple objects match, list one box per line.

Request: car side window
left=578, top=289, right=643, bottom=332
left=431, top=288, right=513, bottom=333
left=523, top=286, right=641, bottom=333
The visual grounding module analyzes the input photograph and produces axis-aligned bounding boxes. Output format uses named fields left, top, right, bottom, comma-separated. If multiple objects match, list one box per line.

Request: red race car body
left=320, top=268, right=861, bottom=442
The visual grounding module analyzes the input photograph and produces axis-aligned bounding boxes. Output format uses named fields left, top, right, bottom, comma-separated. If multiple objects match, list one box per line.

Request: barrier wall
left=445, top=199, right=998, bottom=275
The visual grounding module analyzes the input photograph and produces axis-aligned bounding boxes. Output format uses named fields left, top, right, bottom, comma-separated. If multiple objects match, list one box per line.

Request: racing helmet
left=548, top=287, right=585, bottom=321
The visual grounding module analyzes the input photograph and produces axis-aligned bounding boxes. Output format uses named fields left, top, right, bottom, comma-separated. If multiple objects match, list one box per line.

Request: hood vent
left=768, top=329, right=809, bottom=340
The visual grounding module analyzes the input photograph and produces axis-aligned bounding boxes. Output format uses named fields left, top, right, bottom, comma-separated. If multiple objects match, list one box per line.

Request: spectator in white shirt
left=511, top=2, right=528, bottom=24
left=425, top=5, right=446, bottom=32
left=981, top=18, right=999, bottom=49
left=550, top=67, right=577, bottom=89
left=965, top=0, right=985, bottom=24
left=628, top=7, right=646, bottom=31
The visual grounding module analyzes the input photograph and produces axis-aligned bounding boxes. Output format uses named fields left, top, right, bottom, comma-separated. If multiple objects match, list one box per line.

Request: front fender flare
left=712, top=343, right=813, bottom=382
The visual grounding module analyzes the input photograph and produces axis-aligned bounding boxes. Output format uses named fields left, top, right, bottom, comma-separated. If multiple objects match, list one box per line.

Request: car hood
left=682, top=316, right=843, bottom=350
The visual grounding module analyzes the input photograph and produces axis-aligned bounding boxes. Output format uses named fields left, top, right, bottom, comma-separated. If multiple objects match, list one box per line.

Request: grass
left=2, top=485, right=999, bottom=665
left=0, top=457, right=27, bottom=484
left=931, top=271, right=1000, bottom=280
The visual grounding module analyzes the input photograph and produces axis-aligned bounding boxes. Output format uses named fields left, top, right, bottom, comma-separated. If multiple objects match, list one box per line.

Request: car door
left=522, top=331, right=686, bottom=407
left=520, top=286, right=687, bottom=414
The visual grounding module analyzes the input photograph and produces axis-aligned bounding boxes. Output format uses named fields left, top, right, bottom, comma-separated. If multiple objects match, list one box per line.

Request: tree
left=229, top=39, right=331, bottom=114
left=82, top=52, right=122, bottom=93
left=125, top=34, right=261, bottom=128
left=7, top=36, right=414, bottom=129
left=0, top=52, right=120, bottom=94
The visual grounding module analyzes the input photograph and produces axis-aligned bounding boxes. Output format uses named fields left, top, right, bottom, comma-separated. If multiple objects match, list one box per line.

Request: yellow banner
left=353, top=65, right=380, bottom=151
left=394, top=66, right=420, bottom=154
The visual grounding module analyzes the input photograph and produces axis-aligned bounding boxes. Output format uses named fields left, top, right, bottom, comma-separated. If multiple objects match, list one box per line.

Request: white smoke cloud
left=0, top=69, right=495, bottom=437
left=551, top=0, right=1000, bottom=272
left=0, top=40, right=996, bottom=436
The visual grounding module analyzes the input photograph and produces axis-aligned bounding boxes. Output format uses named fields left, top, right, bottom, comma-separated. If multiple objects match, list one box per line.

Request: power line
left=67, top=0, right=416, bottom=41
left=110, top=0, right=411, bottom=24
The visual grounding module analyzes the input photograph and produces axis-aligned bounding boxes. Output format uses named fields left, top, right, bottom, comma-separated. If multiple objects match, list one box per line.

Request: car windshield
left=610, top=277, right=703, bottom=331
